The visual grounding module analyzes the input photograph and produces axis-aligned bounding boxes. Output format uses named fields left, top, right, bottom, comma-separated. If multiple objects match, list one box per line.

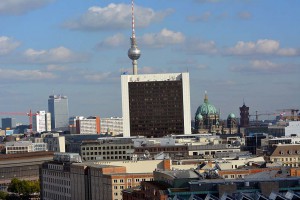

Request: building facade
left=80, top=137, right=134, bottom=161
left=40, top=155, right=171, bottom=200
left=43, top=133, right=65, bottom=152
left=0, top=152, right=53, bottom=190
left=5, top=141, right=47, bottom=154
left=240, top=103, right=250, bottom=128
left=100, top=117, right=123, bottom=135
left=76, top=116, right=100, bottom=135
left=32, top=110, right=51, bottom=132
left=121, top=73, right=191, bottom=137
left=1, top=118, right=16, bottom=130
left=48, top=95, right=69, bottom=130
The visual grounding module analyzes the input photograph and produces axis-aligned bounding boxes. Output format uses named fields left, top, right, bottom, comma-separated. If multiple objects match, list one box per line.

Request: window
left=113, top=180, right=117, bottom=183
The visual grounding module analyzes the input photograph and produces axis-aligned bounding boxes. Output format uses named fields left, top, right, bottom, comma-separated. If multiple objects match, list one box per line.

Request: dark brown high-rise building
left=240, top=103, right=250, bottom=127
left=121, top=73, right=191, bottom=138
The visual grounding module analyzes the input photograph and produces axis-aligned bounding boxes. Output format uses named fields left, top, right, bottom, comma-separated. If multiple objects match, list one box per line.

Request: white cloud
left=0, top=36, right=20, bottom=55
left=0, top=0, right=53, bottom=15
left=230, top=60, right=299, bottom=74
left=46, top=64, right=69, bottom=71
left=251, top=60, right=279, bottom=70
left=83, top=72, right=111, bottom=82
left=23, top=46, right=87, bottom=64
left=0, top=68, right=56, bottom=80
left=96, top=33, right=126, bottom=49
left=183, top=38, right=218, bottom=54
left=141, top=28, right=185, bottom=48
left=226, top=39, right=299, bottom=56
left=63, top=3, right=172, bottom=31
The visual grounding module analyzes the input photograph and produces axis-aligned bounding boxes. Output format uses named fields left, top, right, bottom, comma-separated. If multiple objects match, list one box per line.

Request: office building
left=100, top=117, right=123, bottom=135
left=1, top=117, right=16, bottom=130
left=40, top=153, right=171, bottom=200
left=5, top=141, right=47, bottom=154
left=80, top=137, right=134, bottom=161
left=76, top=116, right=100, bottom=135
left=43, top=133, right=65, bottom=152
left=121, top=73, right=191, bottom=137
left=32, top=110, right=51, bottom=132
left=48, top=95, right=69, bottom=130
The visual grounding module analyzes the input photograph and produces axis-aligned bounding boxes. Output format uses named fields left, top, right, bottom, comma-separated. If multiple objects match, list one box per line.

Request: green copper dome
left=228, top=113, right=236, bottom=119
left=196, top=113, right=203, bottom=120
left=195, top=92, right=217, bottom=116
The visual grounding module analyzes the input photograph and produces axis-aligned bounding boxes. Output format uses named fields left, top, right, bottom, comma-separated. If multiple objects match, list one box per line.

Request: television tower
left=128, top=0, right=141, bottom=75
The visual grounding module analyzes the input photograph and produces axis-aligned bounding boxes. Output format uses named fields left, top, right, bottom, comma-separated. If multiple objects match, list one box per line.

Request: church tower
left=240, top=102, right=249, bottom=127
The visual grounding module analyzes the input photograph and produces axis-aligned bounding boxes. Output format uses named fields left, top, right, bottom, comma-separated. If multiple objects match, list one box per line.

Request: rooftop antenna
left=128, top=0, right=141, bottom=75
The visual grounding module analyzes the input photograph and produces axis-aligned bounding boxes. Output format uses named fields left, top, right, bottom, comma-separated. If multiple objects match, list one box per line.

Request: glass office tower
left=48, top=95, right=69, bottom=130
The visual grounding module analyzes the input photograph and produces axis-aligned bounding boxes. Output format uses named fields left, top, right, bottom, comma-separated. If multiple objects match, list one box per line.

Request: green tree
left=0, top=191, right=8, bottom=200
left=7, top=178, right=40, bottom=197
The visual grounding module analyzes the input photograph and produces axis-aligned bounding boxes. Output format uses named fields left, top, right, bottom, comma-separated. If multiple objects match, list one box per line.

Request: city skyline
left=0, top=0, right=299, bottom=124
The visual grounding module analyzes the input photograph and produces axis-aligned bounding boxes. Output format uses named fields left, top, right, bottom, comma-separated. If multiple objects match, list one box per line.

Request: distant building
left=5, top=141, right=47, bottom=154
left=80, top=137, right=134, bottom=161
left=100, top=117, right=123, bottom=135
left=32, top=110, right=51, bottom=132
left=121, top=72, right=191, bottom=137
left=43, top=133, right=65, bottom=152
left=48, top=95, right=69, bottom=130
left=76, top=116, right=100, bottom=135
left=1, top=117, right=16, bottom=130
left=270, top=144, right=300, bottom=167
left=239, top=102, right=250, bottom=128
left=194, top=92, right=238, bottom=134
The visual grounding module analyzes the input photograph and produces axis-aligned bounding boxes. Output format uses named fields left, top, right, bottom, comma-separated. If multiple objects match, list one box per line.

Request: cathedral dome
left=195, top=92, right=217, bottom=116
left=228, top=113, right=236, bottom=119
left=195, top=113, right=203, bottom=120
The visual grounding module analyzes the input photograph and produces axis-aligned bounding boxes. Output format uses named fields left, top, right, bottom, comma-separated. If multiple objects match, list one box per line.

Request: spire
left=131, top=0, right=135, bottom=39
left=204, top=91, right=208, bottom=103
left=128, top=0, right=141, bottom=75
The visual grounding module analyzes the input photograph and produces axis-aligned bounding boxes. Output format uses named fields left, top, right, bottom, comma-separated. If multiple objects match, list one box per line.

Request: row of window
left=82, top=146, right=132, bottom=150
left=82, top=151, right=128, bottom=156
left=83, top=156, right=131, bottom=161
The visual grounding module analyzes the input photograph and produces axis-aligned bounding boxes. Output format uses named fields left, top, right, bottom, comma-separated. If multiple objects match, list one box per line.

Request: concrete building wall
left=285, top=121, right=300, bottom=136
left=100, top=117, right=123, bottom=135
left=44, top=134, right=65, bottom=152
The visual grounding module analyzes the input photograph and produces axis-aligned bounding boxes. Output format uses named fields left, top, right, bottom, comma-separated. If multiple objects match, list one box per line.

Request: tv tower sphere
left=128, top=37, right=141, bottom=61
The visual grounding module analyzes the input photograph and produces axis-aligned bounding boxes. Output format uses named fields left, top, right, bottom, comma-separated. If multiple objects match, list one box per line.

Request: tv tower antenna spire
left=128, top=0, right=141, bottom=75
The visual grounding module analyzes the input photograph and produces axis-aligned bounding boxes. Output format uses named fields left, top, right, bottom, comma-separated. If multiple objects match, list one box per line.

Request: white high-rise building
left=100, top=117, right=123, bottom=135
left=121, top=72, right=191, bottom=137
left=32, top=111, right=51, bottom=133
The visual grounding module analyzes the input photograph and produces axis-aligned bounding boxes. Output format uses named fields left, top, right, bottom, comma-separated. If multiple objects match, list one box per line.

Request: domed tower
left=128, top=0, right=141, bottom=75
left=194, top=91, right=219, bottom=132
left=227, top=113, right=237, bottom=128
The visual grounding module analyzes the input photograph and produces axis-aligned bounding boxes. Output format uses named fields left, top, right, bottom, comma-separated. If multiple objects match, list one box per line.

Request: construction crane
left=277, top=109, right=299, bottom=121
left=0, top=110, right=38, bottom=129
left=249, top=111, right=279, bottom=125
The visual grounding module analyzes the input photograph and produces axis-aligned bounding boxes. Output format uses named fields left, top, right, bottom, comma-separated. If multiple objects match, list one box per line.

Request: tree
left=7, top=178, right=40, bottom=197
left=0, top=191, right=8, bottom=200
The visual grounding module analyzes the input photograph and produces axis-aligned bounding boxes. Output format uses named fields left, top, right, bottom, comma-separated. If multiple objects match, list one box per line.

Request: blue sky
left=0, top=0, right=299, bottom=124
